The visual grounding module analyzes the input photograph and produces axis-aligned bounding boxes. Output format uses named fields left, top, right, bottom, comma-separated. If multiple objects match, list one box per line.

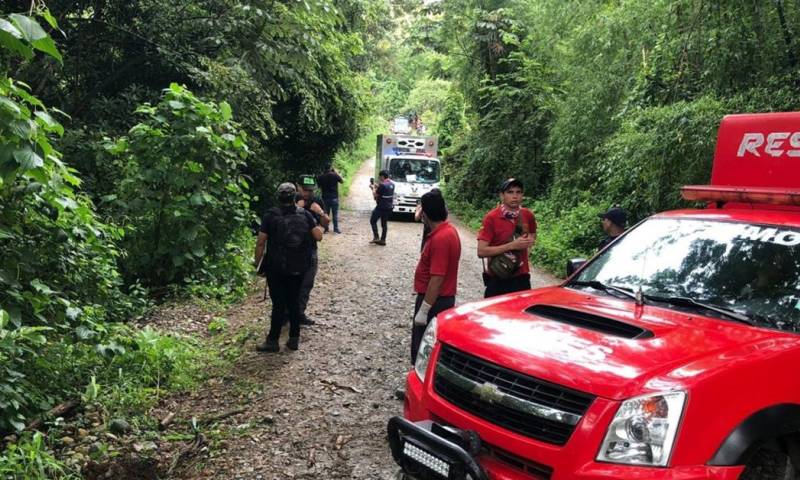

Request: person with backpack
left=477, top=178, right=537, bottom=298
left=369, top=169, right=395, bottom=245
left=254, top=182, right=322, bottom=352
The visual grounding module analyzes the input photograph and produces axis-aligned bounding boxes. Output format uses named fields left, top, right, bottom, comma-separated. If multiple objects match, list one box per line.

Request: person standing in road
left=317, top=167, right=344, bottom=234
left=598, top=207, right=627, bottom=250
left=370, top=169, right=395, bottom=245
left=411, top=191, right=461, bottom=364
left=299, top=177, right=330, bottom=326
left=477, top=178, right=537, bottom=298
left=254, top=183, right=322, bottom=352
left=414, top=188, right=442, bottom=252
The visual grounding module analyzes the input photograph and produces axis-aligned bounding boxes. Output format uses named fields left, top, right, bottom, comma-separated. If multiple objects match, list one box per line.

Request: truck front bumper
left=401, top=371, right=745, bottom=480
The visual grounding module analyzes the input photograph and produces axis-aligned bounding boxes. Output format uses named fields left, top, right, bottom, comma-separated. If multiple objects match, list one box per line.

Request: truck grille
left=434, top=344, right=595, bottom=445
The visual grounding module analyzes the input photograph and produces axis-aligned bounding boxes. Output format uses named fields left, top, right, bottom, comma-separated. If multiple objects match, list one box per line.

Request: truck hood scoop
left=526, top=304, right=653, bottom=339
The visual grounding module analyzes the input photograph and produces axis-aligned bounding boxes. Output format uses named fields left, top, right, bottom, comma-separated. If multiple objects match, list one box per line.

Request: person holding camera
left=477, top=178, right=537, bottom=298
left=317, top=166, right=343, bottom=233
left=254, top=183, right=323, bottom=352
left=411, top=190, right=460, bottom=363
left=369, top=170, right=395, bottom=245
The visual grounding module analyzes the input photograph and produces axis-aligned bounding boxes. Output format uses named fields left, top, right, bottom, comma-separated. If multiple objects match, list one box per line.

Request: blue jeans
left=323, top=197, right=340, bottom=232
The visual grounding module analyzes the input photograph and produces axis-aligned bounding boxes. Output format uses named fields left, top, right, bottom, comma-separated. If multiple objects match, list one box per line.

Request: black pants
left=266, top=270, right=304, bottom=341
left=411, top=294, right=456, bottom=364
left=298, top=251, right=318, bottom=320
left=483, top=273, right=531, bottom=298
left=370, top=208, right=390, bottom=240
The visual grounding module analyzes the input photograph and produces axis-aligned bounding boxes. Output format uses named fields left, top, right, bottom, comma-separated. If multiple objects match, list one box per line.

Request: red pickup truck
left=388, top=112, right=800, bottom=480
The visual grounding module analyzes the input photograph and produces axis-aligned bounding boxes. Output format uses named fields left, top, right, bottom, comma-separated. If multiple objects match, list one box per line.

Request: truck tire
left=740, top=447, right=799, bottom=480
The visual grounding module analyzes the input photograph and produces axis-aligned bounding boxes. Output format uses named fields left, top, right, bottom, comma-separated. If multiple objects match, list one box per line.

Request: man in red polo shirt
left=411, top=190, right=461, bottom=363
left=477, top=178, right=537, bottom=298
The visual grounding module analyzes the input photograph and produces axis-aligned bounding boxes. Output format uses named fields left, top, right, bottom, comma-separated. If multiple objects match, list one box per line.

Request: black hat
left=598, top=207, right=626, bottom=228
left=499, top=178, right=523, bottom=192
left=421, top=189, right=447, bottom=222
left=300, top=174, right=316, bottom=190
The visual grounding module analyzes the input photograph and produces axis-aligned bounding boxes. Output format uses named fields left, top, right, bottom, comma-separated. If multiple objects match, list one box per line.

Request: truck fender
left=709, top=404, right=800, bottom=466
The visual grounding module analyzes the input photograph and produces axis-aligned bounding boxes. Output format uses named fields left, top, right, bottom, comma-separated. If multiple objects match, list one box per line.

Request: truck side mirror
left=566, top=258, right=586, bottom=277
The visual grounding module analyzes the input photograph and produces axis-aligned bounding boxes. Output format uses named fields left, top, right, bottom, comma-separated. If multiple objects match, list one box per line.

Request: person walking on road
left=477, top=178, right=537, bottom=298
left=411, top=191, right=461, bottom=364
left=317, top=167, right=344, bottom=234
left=254, top=183, right=322, bottom=352
left=299, top=176, right=330, bottom=326
left=598, top=207, right=626, bottom=250
left=370, top=169, right=395, bottom=245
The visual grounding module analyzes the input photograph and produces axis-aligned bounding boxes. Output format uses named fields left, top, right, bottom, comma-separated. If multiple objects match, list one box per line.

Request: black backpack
left=265, top=207, right=312, bottom=276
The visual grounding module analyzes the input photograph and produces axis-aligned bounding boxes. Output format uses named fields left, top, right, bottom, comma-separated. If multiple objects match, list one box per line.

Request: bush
left=103, top=84, right=252, bottom=294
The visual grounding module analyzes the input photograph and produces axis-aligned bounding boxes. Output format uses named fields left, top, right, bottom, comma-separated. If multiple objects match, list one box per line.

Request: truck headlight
left=597, top=391, right=685, bottom=467
left=414, top=317, right=437, bottom=381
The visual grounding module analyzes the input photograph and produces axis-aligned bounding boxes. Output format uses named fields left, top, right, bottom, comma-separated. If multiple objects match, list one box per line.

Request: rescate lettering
left=737, top=132, right=800, bottom=158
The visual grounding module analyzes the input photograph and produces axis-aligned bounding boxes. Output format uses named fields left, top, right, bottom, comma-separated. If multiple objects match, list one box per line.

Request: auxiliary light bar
left=681, top=185, right=800, bottom=206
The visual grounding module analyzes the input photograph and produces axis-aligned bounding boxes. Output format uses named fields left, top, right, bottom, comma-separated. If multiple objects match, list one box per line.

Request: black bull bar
left=387, top=416, right=489, bottom=480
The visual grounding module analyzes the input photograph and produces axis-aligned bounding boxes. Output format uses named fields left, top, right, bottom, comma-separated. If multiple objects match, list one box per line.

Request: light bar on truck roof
left=681, top=185, right=800, bottom=206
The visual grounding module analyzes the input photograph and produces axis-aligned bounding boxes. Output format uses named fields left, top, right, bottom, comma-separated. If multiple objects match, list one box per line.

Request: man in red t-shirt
left=477, top=178, right=537, bottom=298
left=411, top=190, right=461, bottom=363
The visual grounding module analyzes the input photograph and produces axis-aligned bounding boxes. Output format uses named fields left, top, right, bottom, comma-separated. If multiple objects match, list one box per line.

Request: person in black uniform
left=254, top=183, right=322, bottom=352
left=298, top=177, right=329, bottom=325
left=317, top=167, right=344, bottom=233
left=370, top=170, right=395, bottom=246
left=598, top=207, right=627, bottom=250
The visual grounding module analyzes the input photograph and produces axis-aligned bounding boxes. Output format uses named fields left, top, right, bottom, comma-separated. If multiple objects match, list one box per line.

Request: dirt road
left=154, top=159, right=557, bottom=479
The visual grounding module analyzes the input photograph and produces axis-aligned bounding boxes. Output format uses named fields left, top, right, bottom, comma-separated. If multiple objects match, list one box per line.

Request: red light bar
left=682, top=185, right=800, bottom=206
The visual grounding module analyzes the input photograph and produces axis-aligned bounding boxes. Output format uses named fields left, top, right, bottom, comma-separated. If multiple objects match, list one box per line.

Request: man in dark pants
left=254, top=183, right=322, bottom=352
left=317, top=167, right=343, bottom=233
left=598, top=207, right=626, bottom=250
left=370, top=169, right=395, bottom=245
left=411, top=191, right=461, bottom=363
left=299, top=178, right=330, bottom=326
left=477, top=178, right=537, bottom=298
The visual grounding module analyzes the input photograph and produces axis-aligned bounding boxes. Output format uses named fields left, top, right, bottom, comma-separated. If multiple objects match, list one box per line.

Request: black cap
left=421, top=189, right=447, bottom=222
left=598, top=207, right=626, bottom=228
left=499, top=178, right=523, bottom=192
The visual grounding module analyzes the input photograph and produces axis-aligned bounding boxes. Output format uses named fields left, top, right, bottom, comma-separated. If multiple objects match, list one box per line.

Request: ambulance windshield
left=389, top=158, right=440, bottom=184
left=577, top=218, right=800, bottom=331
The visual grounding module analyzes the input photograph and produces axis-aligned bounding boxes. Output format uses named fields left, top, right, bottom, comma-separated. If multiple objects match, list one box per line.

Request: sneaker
left=334, top=229, right=342, bottom=234
left=286, top=337, right=299, bottom=351
left=376, top=239, right=386, bottom=246
left=370, top=237, right=380, bottom=244
left=300, top=316, right=316, bottom=326
left=256, top=339, right=279, bottom=353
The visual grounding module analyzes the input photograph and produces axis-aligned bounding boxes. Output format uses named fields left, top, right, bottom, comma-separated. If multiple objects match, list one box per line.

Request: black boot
left=286, top=337, right=299, bottom=351
left=256, top=338, right=279, bottom=353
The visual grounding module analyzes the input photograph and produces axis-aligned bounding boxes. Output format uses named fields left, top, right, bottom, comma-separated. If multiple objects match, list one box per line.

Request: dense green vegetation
left=0, top=0, right=384, bottom=473
left=383, top=0, right=800, bottom=274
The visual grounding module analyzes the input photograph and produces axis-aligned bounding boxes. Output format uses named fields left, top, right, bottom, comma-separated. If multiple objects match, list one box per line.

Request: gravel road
left=153, top=159, right=557, bottom=479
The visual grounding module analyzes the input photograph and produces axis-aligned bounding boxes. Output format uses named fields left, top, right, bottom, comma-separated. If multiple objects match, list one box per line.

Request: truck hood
left=436, top=287, right=789, bottom=400
left=394, top=181, right=438, bottom=196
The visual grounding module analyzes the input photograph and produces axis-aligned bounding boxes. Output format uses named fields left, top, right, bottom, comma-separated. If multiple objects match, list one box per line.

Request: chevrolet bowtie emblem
left=473, top=382, right=503, bottom=404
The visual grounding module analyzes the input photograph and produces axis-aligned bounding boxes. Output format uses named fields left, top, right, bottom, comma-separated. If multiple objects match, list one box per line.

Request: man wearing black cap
left=254, top=182, right=323, bottom=352
left=598, top=207, right=627, bottom=250
left=477, top=178, right=537, bottom=298
left=411, top=190, right=461, bottom=363
left=370, top=169, right=395, bottom=245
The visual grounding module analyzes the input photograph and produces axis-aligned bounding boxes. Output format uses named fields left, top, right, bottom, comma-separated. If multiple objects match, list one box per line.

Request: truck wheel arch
left=709, top=404, right=800, bottom=466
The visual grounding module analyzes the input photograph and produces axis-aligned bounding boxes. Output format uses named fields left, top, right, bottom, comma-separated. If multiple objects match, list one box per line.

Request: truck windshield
left=576, top=218, right=800, bottom=332
left=389, top=158, right=440, bottom=184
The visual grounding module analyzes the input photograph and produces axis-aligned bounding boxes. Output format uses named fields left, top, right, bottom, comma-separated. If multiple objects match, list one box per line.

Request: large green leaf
left=9, top=14, right=48, bottom=42
left=12, top=145, right=44, bottom=170
left=32, top=36, right=62, bottom=63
